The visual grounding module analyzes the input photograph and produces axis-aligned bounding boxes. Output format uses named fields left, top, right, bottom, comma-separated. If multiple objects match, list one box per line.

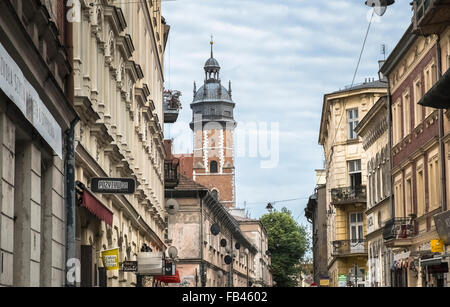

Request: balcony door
left=348, top=160, right=362, bottom=190
left=349, top=213, right=364, bottom=252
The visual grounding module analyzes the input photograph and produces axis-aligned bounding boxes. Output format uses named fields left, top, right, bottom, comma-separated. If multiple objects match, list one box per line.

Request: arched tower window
left=210, top=161, right=218, bottom=173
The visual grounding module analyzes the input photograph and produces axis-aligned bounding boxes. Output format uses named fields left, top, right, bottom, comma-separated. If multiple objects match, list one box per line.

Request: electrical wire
left=316, top=9, right=376, bottom=186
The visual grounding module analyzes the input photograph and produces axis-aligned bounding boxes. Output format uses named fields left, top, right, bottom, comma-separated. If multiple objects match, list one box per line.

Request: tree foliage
left=260, top=207, right=310, bottom=287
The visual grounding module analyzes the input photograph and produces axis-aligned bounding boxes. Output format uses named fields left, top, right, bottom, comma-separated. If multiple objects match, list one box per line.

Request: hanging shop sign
left=101, top=248, right=120, bottom=271
left=430, top=239, right=445, bottom=253
left=320, top=279, right=330, bottom=286
left=137, top=252, right=164, bottom=275
left=0, top=42, right=62, bottom=158
left=338, top=274, right=347, bottom=287
left=91, top=177, right=136, bottom=194
left=394, top=251, right=410, bottom=261
left=121, top=261, right=138, bottom=272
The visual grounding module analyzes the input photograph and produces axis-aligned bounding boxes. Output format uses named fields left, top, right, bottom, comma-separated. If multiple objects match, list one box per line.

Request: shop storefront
left=420, top=256, right=449, bottom=287
left=391, top=250, right=411, bottom=287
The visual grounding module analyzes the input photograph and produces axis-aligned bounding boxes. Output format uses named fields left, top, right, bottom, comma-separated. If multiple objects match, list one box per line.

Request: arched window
left=210, top=161, right=218, bottom=173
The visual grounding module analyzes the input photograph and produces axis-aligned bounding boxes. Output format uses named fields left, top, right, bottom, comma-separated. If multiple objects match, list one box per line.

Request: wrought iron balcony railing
left=383, top=218, right=418, bottom=241
left=413, top=0, right=450, bottom=35
left=164, top=159, right=180, bottom=188
left=330, top=185, right=366, bottom=205
left=331, top=239, right=367, bottom=257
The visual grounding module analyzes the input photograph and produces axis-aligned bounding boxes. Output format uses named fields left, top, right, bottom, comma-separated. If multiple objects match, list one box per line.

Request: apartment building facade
left=305, top=170, right=328, bottom=285
left=71, top=0, right=170, bottom=286
left=165, top=175, right=257, bottom=287
left=380, top=23, right=445, bottom=287
left=233, top=212, right=273, bottom=287
left=355, top=96, right=392, bottom=287
left=0, top=0, right=78, bottom=286
left=319, top=80, right=387, bottom=287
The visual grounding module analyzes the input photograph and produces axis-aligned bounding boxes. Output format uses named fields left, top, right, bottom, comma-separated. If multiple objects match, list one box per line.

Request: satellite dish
left=244, top=248, right=249, bottom=255
left=365, top=0, right=395, bottom=16
left=217, top=270, right=223, bottom=278
left=225, top=247, right=231, bottom=254
left=235, top=242, right=241, bottom=250
left=165, top=199, right=179, bottom=215
left=210, top=223, right=220, bottom=236
left=224, top=255, right=233, bottom=265
left=220, top=239, right=227, bottom=247
left=168, top=246, right=178, bottom=259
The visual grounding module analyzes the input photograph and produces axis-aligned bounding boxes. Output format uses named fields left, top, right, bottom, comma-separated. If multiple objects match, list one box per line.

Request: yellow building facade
left=319, top=81, right=387, bottom=287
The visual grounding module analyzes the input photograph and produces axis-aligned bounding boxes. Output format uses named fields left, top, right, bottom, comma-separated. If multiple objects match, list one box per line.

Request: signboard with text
left=121, top=261, right=138, bottom=272
left=91, top=177, right=136, bottom=194
left=0, top=42, right=62, bottom=157
left=101, top=248, right=120, bottom=271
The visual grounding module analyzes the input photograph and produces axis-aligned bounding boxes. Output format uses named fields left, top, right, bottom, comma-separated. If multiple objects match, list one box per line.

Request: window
left=414, top=79, right=423, bottom=126
left=210, top=160, right=218, bottom=173
left=428, top=156, right=440, bottom=211
left=403, top=91, right=411, bottom=136
left=347, top=108, right=359, bottom=140
left=417, top=167, right=425, bottom=216
left=405, top=177, right=412, bottom=216
left=392, top=100, right=402, bottom=144
left=424, top=62, right=437, bottom=117
left=394, top=179, right=404, bottom=217
left=349, top=213, right=364, bottom=249
left=348, top=160, right=362, bottom=189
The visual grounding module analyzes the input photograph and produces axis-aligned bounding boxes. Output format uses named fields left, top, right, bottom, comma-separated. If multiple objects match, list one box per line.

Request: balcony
left=163, top=90, right=182, bottom=123
left=412, top=0, right=450, bottom=35
left=383, top=218, right=418, bottom=247
left=330, top=185, right=366, bottom=206
left=164, top=158, right=180, bottom=188
left=331, top=240, right=367, bottom=257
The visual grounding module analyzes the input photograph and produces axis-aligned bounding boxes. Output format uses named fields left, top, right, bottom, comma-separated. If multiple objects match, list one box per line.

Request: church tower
left=190, top=39, right=236, bottom=208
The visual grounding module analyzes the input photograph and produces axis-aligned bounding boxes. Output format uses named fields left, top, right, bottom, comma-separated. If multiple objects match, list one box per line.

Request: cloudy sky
left=162, top=0, right=412, bottom=228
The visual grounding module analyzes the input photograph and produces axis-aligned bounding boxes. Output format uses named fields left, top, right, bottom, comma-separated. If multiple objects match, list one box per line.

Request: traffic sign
left=91, top=177, right=136, bottom=194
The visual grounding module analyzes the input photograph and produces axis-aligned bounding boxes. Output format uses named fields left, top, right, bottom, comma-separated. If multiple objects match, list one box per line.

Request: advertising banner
left=101, top=248, right=120, bottom=271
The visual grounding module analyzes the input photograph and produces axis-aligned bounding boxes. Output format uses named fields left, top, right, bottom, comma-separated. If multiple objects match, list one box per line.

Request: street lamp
left=365, top=0, right=395, bottom=16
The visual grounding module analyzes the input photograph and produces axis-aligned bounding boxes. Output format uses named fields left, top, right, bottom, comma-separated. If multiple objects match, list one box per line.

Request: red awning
left=82, top=190, right=113, bottom=226
left=155, top=270, right=181, bottom=284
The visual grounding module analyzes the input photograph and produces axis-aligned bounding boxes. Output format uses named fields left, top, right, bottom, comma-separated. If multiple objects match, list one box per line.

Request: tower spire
left=210, top=34, right=214, bottom=58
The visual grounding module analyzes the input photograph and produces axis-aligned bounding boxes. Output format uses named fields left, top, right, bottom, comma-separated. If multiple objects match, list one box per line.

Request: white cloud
left=163, top=0, right=412, bottom=221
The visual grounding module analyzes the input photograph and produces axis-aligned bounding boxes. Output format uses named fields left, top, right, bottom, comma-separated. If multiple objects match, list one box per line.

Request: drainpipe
left=65, top=6, right=80, bottom=287
left=386, top=75, right=394, bottom=288
left=230, top=236, right=233, bottom=287
left=200, top=193, right=205, bottom=287
left=436, top=35, right=447, bottom=212
left=387, top=79, right=394, bottom=219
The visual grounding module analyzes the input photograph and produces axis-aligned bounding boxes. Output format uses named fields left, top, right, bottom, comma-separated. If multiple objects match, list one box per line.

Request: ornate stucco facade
left=355, top=96, right=392, bottom=287
left=319, top=80, right=387, bottom=287
left=72, top=0, right=169, bottom=287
